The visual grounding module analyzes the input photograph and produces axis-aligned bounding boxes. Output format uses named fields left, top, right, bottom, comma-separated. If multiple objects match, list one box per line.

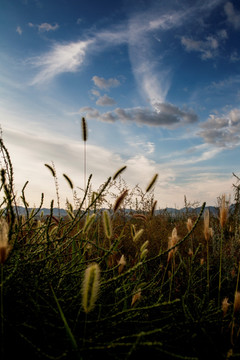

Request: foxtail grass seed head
left=140, top=248, right=148, bottom=260
left=133, top=228, right=144, bottom=243
left=118, top=254, right=126, bottom=274
left=234, top=291, right=240, bottom=315
left=222, top=297, right=230, bottom=317
left=151, top=200, right=157, bottom=217
left=63, top=173, right=74, bottom=189
left=131, top=224, right=136, bottom=239
left=81, top=117, right=88, bottom=142
left=131, top=289, right=141, bottom=307
left=82, top=263, right=100, bottom=313
left=188, top=248, right=193, bottom=257
left=83, top=213, right=96, bottom=234
left=102, top=210, right=112, bottom=240
left=186, top=218, right=193, bottom=233
left=167, top=227, right=180, bottom=263
left=140, top=240, right=149, bottom=253
left=44, top=163, right=56, bottom=177
left=132, top=214, right=147, bottom=222
left=113, top=166, right=127, bottom=180
left=113, top=189, right=128, bottom=212
left=146, top=173, right=158, bottom=193
left=220, top=194, right=229, bottom=228
left=0, top=218, right=10, bottom=264
left=203, top=209, right=213, bottom=241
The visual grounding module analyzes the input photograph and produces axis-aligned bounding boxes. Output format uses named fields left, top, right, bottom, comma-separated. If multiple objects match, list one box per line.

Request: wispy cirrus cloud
left=181, top=30, right=227, bottom=60
left=29, top=39, right=94, bottom=85
left=28, top=0, right=226, bottom=103
left=224, top=2, right=240, bottom=29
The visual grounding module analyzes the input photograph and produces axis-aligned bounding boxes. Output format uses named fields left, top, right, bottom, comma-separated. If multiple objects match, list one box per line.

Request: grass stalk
left=206, top=240, right=210, bottom=297
left=0, top=265, right=3, bottom=353
left=218, top=228, right=224, bottom=306
left=51, top=285, right=79, bottom=354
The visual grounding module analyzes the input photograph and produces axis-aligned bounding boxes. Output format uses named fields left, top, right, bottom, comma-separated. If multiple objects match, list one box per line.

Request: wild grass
left=1, top=129, right=240, bottom=359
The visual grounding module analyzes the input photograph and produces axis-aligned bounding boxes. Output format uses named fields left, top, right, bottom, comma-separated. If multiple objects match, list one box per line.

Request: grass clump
left=1, top=129, right=240, bottom=359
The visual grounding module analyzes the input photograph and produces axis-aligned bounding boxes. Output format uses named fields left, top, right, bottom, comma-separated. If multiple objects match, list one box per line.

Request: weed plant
left=1, top=129, right=240, bottom=359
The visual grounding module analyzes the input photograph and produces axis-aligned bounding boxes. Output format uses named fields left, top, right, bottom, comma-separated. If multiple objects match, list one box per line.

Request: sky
left=0, top=0, right=240, bottom=209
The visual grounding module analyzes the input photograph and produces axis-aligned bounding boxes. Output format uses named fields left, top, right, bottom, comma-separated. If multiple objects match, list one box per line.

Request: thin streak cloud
left=29, top=39, right=94, bottom=85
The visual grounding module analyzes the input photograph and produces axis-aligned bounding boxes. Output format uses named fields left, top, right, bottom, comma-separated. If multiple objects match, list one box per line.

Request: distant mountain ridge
left=12, top=204, right=230, bottom=217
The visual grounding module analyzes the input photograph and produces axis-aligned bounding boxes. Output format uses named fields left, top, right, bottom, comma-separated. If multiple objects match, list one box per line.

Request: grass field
left=1, top=130, right=240, bottom=360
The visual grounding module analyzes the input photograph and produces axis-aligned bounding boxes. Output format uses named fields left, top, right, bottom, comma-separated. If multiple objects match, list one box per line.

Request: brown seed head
left=0, top=218, right=10, bottom=264
left=81, top=117, right=88, bottom=142
left=150, top=200, right=157, bottom=217
left=131, top=289, right=141, bottom=306
left=167, top=227, right=180, bottom=262
left=220, top=194, right=229, bottom=228
left=203, top=209, right=213, bottom=241
left=186, top=218, right=193, bottom=233
left=113, top=189, right=128, bottom=212
left=146, top=173, right=158, bottom=193
left=222, top=297, right=230, bottom=317
left=118, top=254, right=126, bottom=274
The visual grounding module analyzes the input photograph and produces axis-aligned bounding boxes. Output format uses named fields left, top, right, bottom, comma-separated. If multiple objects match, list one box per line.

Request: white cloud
left=224, top=2, right=240, bottom=30
left=79, top=102, right=198, bottom=128
left=16, top=26, right=23, bottom=35
left=96, top=94, right=116, bottom=106
left=79, top=106, right=100, bottom=118
left=230, top=50, right=240, bottom=62
left=127, top=137, right=155, bottom=155
left=198, top=108, right=240, bottom=147
left=0, top=110, right=233, bottom=209
left=92, top=75, right=120, bottom=89
left=29, top=39, right=94, bottom=85
left=208, top=75, right=240, bottom=90
left=181, top=31, right=227, bottom=60
left=28, top=22, right=59, bottom=32
left=91, top=89, right=100, bottom=97
left=38, top=23, right=59, bottom=32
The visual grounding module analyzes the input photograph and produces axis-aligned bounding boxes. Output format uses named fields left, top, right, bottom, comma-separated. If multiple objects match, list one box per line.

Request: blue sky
left=1, top=0, right=240, bottom=209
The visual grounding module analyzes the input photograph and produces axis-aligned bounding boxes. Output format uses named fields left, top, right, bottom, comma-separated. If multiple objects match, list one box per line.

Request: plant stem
left=206, top=240, right=210, bottom=298
left=218, top=228, right=224, bottom=306
left=1, top=265, right=4, bottom=355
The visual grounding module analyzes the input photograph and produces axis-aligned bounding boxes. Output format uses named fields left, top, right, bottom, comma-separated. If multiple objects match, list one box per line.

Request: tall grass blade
left=51, top=286, right=78, bottom=352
